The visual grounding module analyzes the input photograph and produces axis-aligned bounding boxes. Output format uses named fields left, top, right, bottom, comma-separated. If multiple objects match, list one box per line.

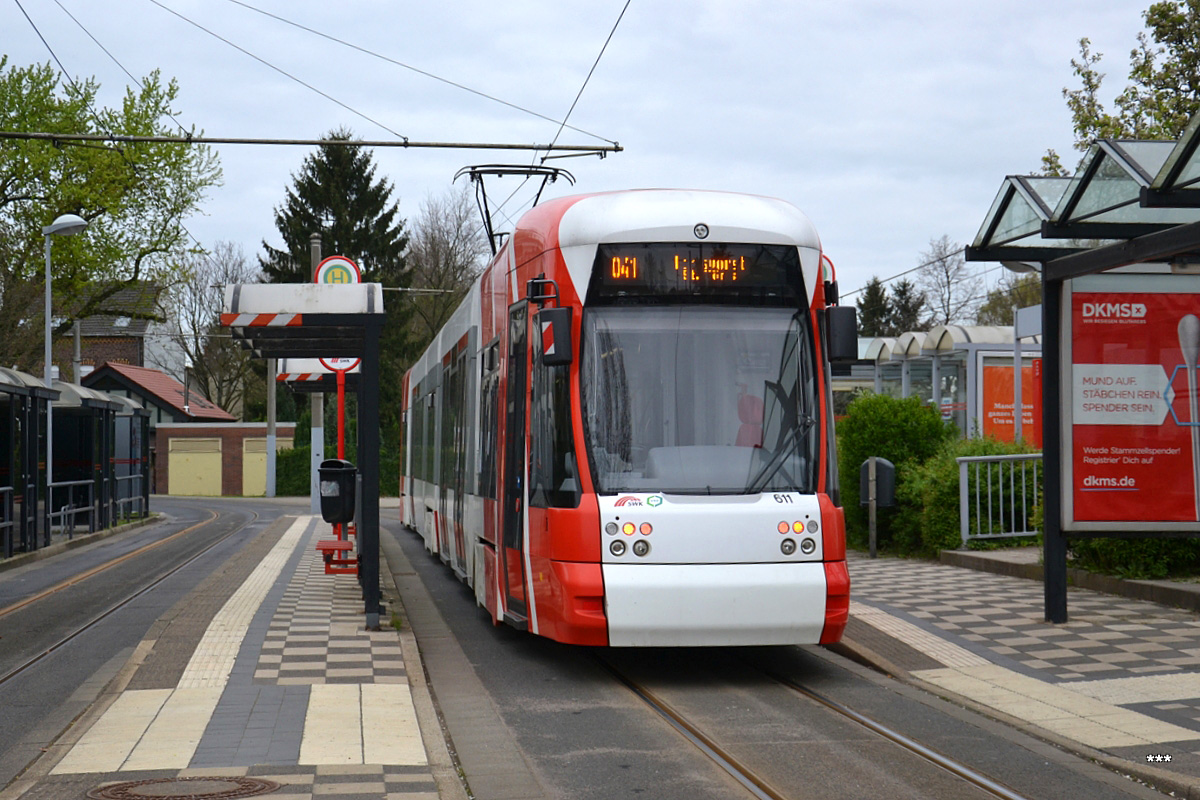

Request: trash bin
left=319, top=459, right=357, bottom=524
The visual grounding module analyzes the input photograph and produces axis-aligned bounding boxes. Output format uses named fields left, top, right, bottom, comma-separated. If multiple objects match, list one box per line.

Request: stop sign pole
left=319, top=357, right=361, bottom=460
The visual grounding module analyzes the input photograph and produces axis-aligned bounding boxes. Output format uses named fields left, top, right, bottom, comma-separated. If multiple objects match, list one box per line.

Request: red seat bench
left=315, top=539, right=357, bottom=575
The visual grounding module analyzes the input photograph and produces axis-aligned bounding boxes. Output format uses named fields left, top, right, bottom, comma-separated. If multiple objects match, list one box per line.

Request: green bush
left=894, top=436, right=1038, bottom=556
left=276, top=445, right=312, bottom=496
left=272, top=443, right=400, bottom=498
left=1069, top=537, right=1200, bottom=580
left=836, top=393, right=956, bottom=551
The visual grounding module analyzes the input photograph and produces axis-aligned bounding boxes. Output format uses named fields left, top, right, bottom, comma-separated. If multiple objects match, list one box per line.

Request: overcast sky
left=1, top=0, right=1157, bottom=301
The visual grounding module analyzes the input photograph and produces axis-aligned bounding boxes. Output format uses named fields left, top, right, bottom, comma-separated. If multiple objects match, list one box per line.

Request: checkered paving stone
left=848, top=555, right=1200, bottom=683
left=244, top=764, right=438, bottom=799
left=254, top=531, right=407, bottom=685
left=27, top=766, right=439, bottom=800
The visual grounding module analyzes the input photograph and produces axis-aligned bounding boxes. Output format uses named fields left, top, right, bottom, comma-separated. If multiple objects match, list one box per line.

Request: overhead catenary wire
left=540, top=0, right=631, bottom=162
left=145, top=0, right=409, bottom=143
left=220, top=0, right=618, bottom=147
left=0, top=130, right=620, bottom=154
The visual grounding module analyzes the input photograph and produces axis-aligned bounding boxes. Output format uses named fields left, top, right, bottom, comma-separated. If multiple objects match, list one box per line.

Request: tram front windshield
left=581, top=306, right=818, bottom=495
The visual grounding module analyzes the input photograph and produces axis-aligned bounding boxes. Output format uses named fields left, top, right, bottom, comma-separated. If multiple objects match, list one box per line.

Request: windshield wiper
left=745, top=415, right=816, bottom=495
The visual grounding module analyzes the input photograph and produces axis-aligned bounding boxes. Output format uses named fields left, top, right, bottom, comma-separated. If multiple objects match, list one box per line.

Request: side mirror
left=538, top=307, right=572, bottom=366
left=826, top=306, right=858, bottom=363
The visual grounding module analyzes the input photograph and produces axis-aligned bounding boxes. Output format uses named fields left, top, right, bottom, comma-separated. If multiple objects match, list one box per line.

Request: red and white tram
left=400, top=189, right=855, bottom=647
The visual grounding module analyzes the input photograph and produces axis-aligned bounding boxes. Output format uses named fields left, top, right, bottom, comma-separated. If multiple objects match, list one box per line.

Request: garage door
left=243, top=437, right=267, bottom=496
left=168, top=438, right=222, bottom=496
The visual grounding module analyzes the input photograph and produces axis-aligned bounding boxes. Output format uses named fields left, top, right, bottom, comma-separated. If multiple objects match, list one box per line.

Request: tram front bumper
left=602, top=562, right=829, bottom=647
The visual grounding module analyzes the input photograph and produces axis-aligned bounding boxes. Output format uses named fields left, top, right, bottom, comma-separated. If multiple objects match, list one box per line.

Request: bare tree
left=916, top=235, right=982, bottom=327
left=406, top=185, right=490, bottom=346
left=157, top=241, right=261, bottom=416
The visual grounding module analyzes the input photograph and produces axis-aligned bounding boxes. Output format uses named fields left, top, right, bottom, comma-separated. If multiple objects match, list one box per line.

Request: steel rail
left=599, top=651, right=1034, bottom=800
left=764, top=668, right=1033, bottom=800
left=0, top=506, right=259, bottom=689
left=595, top=655, right=787, bottom=800
left=0, top=510, right=217, bottom=620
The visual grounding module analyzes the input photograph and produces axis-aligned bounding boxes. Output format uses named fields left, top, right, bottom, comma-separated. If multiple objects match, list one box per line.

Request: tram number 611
left=773, top=494, right=794, bottom=504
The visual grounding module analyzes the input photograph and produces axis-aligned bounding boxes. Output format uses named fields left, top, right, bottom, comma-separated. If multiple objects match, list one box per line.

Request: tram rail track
left=596, top=651, right=1033, bottom=800
left=0, top=506, right=258, bottom=689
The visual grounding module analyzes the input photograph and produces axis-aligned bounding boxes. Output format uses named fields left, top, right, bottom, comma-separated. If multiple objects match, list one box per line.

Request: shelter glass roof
left=1145, top=114, right=1200, bottom=204
left=1052, top=140, right=1200, bottom=232
left=969, top=176, right=1115, bottom=261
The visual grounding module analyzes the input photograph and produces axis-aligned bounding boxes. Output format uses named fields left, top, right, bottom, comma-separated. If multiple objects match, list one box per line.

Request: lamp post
left=43, top=213, right=87, bottom=526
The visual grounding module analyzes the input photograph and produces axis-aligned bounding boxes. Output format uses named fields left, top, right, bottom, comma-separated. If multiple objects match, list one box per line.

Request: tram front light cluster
left=778, top=518, right=819, bottom=557
left=606, top=518, right=652, bottom=557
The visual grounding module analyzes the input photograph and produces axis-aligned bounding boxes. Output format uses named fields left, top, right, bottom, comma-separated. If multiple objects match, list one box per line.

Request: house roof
left=77, top=283, right=162, bottom=337
left=82, top=362, right=236, bottom=421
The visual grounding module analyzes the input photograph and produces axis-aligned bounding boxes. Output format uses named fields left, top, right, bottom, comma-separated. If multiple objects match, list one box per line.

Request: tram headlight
left=606, top=522, right=618, bottom=536
left=610, top=540, right=627, bottom=556
left=806, top=519, right=818, bottom=534
left=632, top=539, right=650, bottom=557
left=639, top=522, right=653, bottom=535
left=800, top=537, right=817, bottom=555
left=622, top=522, right=636, bottom=535
left=780, top=538, right=797, bottom=555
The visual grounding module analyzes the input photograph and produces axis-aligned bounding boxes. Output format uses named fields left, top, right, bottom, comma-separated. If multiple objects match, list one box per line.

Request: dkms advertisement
left=1071, top=289, right=1200, bottom=524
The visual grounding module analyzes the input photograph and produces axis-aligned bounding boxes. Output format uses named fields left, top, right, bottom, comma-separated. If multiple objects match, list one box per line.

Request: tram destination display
left=593, top=243, right=803, bottom=299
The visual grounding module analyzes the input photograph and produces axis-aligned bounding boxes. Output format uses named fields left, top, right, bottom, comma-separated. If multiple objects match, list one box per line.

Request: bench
left=315, top=539, right=357, bottom=575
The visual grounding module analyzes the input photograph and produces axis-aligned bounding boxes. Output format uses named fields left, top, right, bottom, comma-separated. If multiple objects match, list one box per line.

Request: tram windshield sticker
left=1071, top=289, right=1200, bottom=523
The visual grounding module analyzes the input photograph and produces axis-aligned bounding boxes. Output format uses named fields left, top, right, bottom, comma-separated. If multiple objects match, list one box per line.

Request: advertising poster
left=981, top=361, right=1043, bottom=447
left=1070, top=289, right=1200, bottom=524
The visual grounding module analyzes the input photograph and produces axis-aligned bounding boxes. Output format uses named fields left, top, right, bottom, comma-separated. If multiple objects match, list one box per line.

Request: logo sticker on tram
left=614, top=496, right=643, bottom=506
left=647, top=495, right=663, bottom=507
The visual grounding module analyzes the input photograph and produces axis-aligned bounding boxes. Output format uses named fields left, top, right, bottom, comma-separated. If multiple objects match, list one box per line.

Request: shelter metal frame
left=967, top=117, right=1200, bottom=622
left=223, top=284, right=386, bottom=627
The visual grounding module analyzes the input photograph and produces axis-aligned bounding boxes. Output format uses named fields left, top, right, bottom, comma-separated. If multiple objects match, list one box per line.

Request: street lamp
left=43, top=213, right=87, bottom=519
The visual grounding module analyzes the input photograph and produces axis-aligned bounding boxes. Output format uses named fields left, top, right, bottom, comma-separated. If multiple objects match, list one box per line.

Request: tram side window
left=529, top=333, right=580, bottom=508
left=441, top=363, right=458, bottom=489
left=478, top=342, right=500, bottom=499
left=411, top=392, right=425, bottom=481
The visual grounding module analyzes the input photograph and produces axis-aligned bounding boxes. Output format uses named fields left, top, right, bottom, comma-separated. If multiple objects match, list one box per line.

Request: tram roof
left=967, top=109, right=1200, bottom=279
left=548, top=190, right=822, bottom=251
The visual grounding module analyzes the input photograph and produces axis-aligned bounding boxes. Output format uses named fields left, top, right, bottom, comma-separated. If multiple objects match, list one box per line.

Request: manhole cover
left=86, top=776, right=280, bottom=799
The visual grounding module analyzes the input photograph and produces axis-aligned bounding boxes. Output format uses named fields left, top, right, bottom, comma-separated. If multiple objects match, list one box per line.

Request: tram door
left=501, top=302, right=530, bottom=623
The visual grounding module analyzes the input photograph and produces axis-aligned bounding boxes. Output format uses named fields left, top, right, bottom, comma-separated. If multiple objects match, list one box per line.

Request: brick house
left=82, top=362, right=293, bottom=496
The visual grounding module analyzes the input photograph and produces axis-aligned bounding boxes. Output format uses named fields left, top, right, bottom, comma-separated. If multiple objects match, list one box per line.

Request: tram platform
left=841, top=547, right=1200, bottom=799
left=1, top=512, right=459, bottom=800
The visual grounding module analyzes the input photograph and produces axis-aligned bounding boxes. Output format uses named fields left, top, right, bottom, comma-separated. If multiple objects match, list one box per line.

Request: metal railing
left=957, top=453, right=1042, bottom=547
left=115, top=473, right=146, bottom=520
left=49, top=479, right=96, bottom=539
left=0, top=486, right=13, bottom=559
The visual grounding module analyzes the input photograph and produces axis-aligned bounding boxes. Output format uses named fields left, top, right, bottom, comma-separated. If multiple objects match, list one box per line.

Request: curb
left=938, top=549, right=1200, bottom=613
left=0, top=515, right=161, bottom=576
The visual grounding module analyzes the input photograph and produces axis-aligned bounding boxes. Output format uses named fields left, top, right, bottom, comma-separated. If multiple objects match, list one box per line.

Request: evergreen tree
left=259, top=128, right=412, bottom=451
left=887, top=279, right=926, bottom=334
left=856, top=276, right=891, bottom=337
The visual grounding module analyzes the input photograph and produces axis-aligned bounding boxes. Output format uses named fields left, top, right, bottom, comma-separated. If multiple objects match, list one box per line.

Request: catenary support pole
left=309, top=234, right=324, bottom=515
left=1043, top=278, right=1067, bottom=623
